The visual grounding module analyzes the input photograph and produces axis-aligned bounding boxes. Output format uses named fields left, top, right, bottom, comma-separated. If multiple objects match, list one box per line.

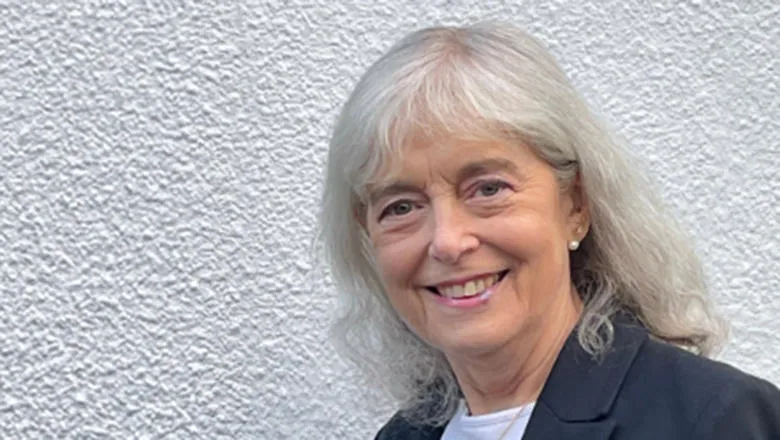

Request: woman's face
left=364, top=136, right=586, bottom=357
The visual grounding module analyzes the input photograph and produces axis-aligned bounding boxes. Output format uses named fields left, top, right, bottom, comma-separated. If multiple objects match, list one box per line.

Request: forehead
left=365, top=136, right=532, bottom=201
left=380, top=133, right=523, bottom=173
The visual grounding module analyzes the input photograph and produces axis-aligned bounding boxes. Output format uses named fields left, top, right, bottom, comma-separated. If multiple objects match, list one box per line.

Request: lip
left=426, top=270, right=509, bottom=309
left=426, top=270, right=508, bottom=289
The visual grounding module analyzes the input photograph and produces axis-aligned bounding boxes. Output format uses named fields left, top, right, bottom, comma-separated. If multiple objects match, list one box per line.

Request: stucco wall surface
left=0, top=0, right=777, bottom=439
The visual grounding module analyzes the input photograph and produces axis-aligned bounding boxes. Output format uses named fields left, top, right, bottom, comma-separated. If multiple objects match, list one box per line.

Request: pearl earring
left=568, top=240, right=580, bottom=251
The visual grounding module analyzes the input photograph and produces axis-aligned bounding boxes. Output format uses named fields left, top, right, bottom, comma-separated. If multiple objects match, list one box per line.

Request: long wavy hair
left=318, top=22, right=727, bottom=426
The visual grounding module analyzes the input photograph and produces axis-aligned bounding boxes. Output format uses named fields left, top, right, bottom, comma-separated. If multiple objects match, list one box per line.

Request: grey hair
left=318, top=22, right=727, bottom=426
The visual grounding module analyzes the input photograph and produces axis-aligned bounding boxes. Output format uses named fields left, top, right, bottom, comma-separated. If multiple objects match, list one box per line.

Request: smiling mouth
left=426, top=270, right=510, bottom=299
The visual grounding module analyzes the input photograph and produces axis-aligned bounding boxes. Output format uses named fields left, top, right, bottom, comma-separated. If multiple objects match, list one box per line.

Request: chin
left=432, top=318, right=521, bottom=358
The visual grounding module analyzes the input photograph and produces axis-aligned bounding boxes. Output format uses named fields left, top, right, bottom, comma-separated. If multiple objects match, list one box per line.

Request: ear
left=565, top=173, right=590, bottom=240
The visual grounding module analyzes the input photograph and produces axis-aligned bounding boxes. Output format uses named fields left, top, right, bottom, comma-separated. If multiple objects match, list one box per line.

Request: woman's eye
left=476, top=180, right=508, bottom=197
left=380, top=201, right=415, bottom=219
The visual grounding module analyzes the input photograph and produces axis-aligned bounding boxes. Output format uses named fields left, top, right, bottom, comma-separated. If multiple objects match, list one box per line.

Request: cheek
left=372, top=242, right=429, bottom=331
left=523, top=223, right=567, bottom=271
left=373, top=240, right=424, bottom=290
left=491, top=214, right=557, bottom=252
left=488, top=213, right=569, bottom=287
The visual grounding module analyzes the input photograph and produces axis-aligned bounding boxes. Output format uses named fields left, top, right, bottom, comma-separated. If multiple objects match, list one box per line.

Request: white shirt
left=441, top=400, right=536, bottom=440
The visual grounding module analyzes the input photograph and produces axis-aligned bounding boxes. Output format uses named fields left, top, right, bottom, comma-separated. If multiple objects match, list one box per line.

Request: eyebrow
left=367, top=181, right=421, bottom=206
left=367, top=158, right=518, bottom=205
left=455, top=158, right=518, bottom=183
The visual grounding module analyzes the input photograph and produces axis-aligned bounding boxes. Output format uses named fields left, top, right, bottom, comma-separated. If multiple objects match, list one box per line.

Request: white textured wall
left=0, top=1, right=777, bottom=439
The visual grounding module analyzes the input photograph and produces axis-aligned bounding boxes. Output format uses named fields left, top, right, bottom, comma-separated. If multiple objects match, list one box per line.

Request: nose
left=427, top=201, right=479, bottom=264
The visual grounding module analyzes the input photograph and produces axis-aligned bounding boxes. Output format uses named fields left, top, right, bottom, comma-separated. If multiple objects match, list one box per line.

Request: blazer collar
left=521, top=314, right=648, bottom=439
left=537, top=314, right=647, bottom=421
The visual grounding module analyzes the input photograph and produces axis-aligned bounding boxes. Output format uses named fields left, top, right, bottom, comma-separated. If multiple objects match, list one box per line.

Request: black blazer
left=375, top=317, right=780, bottom=439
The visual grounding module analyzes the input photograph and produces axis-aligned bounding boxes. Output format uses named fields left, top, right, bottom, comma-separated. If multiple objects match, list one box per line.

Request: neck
left=448, top=287, right=583, bottom=415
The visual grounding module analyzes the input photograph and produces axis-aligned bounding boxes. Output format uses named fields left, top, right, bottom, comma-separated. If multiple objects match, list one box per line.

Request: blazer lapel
left=523, top=402, right=616, bottom=439
left=522, top=316, right=648, bottom=440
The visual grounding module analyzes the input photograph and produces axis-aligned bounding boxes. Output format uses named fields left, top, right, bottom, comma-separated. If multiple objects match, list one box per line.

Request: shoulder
left=691, top=367, right=780, bottom=439
left=625, top=336, right=780, bottom=438
left=633, top=335, right=777, bottom=399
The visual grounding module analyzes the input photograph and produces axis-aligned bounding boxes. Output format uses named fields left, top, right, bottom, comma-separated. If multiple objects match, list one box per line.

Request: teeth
left=437, top=273, right=502, bottom=298
left=452, top=285, right=464, bottom=298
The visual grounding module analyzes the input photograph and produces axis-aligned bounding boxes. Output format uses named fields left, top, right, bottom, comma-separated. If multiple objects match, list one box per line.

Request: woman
left=319, top=22, right=780, bottom=439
